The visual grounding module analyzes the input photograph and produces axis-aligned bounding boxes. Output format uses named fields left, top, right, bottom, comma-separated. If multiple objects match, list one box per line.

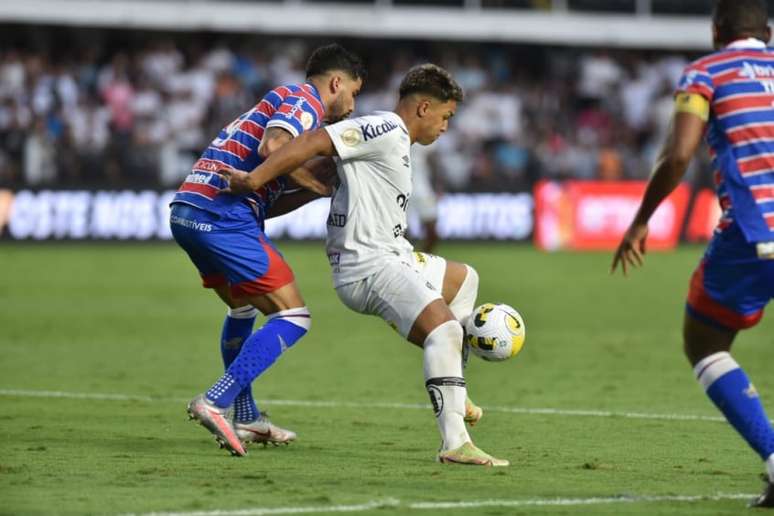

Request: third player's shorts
left=335, top=252, right=447, bottom=338
left=686, top=223, right=774, bottom=331
left=170, top=203, right=294, bottom=299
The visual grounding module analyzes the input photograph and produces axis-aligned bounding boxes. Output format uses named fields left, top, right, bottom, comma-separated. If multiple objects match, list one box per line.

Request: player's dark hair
left=398, top=64, right=464, bottom=103
left=305, top=44, right=366, bottom=81
left=712, top=0, right=769, bottom=43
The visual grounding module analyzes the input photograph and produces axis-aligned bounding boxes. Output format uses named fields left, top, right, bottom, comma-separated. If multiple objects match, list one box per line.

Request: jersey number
left=212, top=107, right=256, bottom=147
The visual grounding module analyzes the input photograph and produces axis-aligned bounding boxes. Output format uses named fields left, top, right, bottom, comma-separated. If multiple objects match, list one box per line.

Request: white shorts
left=335, top=252, right=448, bottom=338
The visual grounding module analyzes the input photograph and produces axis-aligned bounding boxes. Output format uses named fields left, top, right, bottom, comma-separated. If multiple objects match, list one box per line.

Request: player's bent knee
left=409, top=299, right=456, bottom=346
left=448, top=265, right=479, bottom=322
left=424, top=319, right=464, bottom=352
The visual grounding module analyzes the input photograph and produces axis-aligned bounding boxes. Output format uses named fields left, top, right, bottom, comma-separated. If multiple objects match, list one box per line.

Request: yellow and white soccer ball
left=465, top=303, right=526, bottom=362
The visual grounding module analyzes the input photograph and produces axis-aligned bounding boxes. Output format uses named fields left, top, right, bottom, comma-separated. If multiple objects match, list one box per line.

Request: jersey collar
left=725, top=38, right=767, bottom=50
left=303, top=83, right=323, bottom=106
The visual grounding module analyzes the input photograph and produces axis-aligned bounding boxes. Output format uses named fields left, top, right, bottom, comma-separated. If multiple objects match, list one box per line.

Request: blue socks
left=207, top=307, right=312, bottom=410
left=695, top=352, right=774, bottom=473
left=220, top=305, right=259, bottom=423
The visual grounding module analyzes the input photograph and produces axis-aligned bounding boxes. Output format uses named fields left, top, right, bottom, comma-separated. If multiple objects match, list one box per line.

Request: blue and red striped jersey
left=172, top=83, right=325, bottom=221
left=677, top=38, right=774, bottom=243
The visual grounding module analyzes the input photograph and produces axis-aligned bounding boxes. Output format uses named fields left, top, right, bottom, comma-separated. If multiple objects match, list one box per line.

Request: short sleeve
left=325, top=117, right=384, bottom=159
left=676, top=62, right=715, bottom=102
left=266, top=93, right=320, bottom=138
left=324, top=116, right=393, bottom=161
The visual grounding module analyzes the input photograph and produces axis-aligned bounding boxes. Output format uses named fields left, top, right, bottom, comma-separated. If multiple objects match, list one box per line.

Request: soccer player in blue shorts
left=612, top=0, right=774, bottom=507
left=170, top=44, right=365, bottom=457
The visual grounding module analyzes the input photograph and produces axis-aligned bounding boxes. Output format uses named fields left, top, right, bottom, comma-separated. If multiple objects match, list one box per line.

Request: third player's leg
left=682, top=313, right=736, bottom=367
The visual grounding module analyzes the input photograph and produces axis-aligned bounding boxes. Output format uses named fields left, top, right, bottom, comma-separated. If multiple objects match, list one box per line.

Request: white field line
left=127, top=493, right=756, bottom=516
left=0, top=388, right=734, bottom=423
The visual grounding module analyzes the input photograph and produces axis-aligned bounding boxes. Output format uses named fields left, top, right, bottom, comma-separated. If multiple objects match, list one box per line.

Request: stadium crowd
left=0, top=28, right=714, bottom=193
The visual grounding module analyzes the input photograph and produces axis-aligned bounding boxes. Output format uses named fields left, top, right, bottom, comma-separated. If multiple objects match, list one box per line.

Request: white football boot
left=234, top=414, right=297, bottom=447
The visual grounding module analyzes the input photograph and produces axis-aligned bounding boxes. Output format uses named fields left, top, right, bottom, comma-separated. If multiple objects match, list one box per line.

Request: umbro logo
left=401, top=155, right=410, bottom=168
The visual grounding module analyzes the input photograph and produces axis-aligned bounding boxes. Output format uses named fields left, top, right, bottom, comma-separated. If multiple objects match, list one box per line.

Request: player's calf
left=423, top=320, right=470, bottom=451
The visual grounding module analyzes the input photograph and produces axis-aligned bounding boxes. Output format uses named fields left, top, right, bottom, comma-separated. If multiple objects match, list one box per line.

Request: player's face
left=416, top=99, right=457, bottom=145
left=327, top=76, right=363, bottom=123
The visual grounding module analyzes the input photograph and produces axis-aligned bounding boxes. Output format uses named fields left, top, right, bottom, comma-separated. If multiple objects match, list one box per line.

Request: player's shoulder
left=688, top=47, right=774, bottom=70
left=355, top=111, right=409, bottom=143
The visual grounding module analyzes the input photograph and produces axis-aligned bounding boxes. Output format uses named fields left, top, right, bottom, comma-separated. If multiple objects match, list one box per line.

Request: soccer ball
left=464, top=303, right=526, bottom=362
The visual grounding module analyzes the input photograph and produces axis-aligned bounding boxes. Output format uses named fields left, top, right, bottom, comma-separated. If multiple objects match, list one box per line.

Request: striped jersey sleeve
left=676, top=62, right=715, bottom=101
left=265, top=84, right=325, bottom=138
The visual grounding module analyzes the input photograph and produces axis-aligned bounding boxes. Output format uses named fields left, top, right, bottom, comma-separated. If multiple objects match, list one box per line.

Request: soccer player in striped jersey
left=612, top=0, right=774, bottom=507
left=171, top=44, right=365, bottom=456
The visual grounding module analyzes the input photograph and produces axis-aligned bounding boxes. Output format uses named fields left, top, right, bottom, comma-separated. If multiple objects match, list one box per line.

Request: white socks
left=448, top=265, right=479, bottom=328
left=767, top=454, right=774, bottom=483
left=423, top=320, right=470, bottom=451
left=693, top=352, right=739, bottom=390
left=227, top=305, right=259, bottom=319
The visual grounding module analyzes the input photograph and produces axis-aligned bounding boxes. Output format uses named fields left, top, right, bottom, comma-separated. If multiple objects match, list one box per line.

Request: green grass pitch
left=0, top=242, right=772, bottom=515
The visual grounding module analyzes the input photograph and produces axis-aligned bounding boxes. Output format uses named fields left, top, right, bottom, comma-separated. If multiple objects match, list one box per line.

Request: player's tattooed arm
left=257, top=127, right=293, bottom=159
left=221, top=129, right=338, bottom=195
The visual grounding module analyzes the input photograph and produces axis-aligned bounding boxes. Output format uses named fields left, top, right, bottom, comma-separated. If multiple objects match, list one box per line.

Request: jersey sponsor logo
left=396, top=193, right=410, bottom=212
left=361, top=119, right=399, bottom=141
left=739, top=61, right=774, bottom=80
left=341, top=128, right=361, bottom=146
left=192, top=159, right=222, bottom=173
left=327, top=212, right=347, bottom=227
left=392, top=223, right=406, bottom=238
left=184, top=172, right=215, bottom=185
left=170, top=215, right=213, bottom=232
left=283, top=97, right=307, bottom=120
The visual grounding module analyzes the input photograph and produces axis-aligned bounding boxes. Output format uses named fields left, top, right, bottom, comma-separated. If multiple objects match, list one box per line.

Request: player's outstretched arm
left=221, top=129, right=337, bottom=195
left=611, top=108, right=706, bottom=276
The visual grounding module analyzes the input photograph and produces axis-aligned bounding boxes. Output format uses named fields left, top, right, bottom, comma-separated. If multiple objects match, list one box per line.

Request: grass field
left=1, top=242, right=772, bottom=515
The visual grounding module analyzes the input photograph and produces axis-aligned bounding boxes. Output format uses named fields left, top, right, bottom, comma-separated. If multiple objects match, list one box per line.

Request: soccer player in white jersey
left=221, top=64, right=507, bottom=466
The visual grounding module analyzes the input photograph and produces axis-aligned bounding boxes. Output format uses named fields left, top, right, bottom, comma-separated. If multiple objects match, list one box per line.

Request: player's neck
left=394, top=103, right=418, bottom=144
left=307, top=76, right=331, bottom=110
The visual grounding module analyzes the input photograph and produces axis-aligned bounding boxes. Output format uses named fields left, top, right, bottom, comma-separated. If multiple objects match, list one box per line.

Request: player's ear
left=765, top=26, right=772, bottom=45
left=416, top=99, right=431, bottom=118
left=329, top=74, right=341, bottom=94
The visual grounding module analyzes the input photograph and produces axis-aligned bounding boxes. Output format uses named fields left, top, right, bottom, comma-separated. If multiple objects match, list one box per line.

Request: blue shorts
left=686, top=223, right=774, bottom=330
left=169, top=203, right=294, bottom=298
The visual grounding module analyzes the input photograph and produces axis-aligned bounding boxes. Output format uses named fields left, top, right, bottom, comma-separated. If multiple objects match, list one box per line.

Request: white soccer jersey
left=324, top=111, right=414, bottom=286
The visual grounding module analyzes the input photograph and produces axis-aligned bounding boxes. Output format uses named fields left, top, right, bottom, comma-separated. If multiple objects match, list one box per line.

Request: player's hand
left=611, top=222, right=648, bottom=276
left=218, top=168, right=254, bottom=195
